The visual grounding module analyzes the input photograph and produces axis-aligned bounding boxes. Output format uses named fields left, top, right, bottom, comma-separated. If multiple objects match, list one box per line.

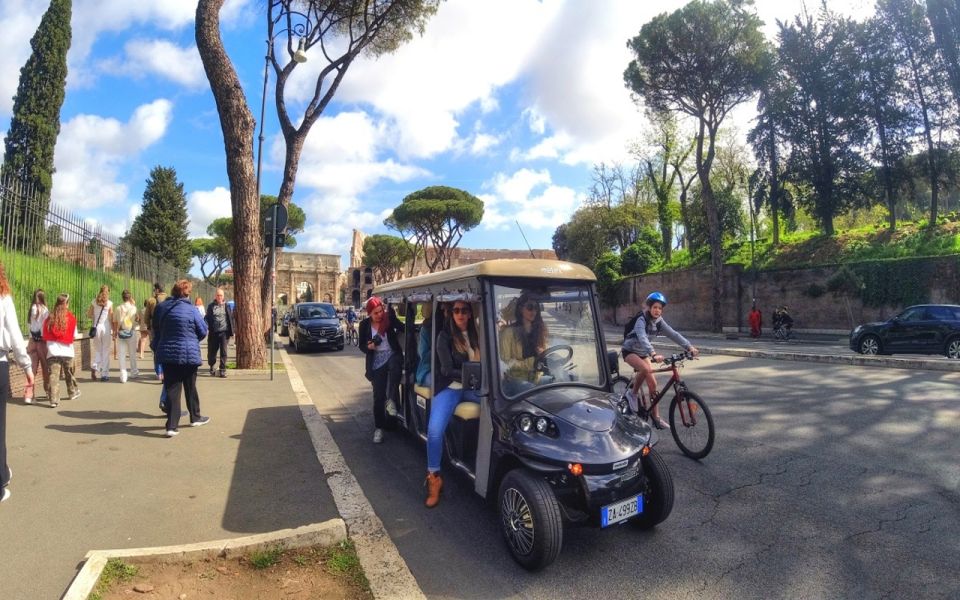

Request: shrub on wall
left=803, top=283, right=826, bottom=298
left=848, top=258, right=934, bottom=307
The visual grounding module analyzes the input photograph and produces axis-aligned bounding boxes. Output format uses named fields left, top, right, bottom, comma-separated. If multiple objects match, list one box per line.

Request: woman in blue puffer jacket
left=151, top=279, right=209, bottom=438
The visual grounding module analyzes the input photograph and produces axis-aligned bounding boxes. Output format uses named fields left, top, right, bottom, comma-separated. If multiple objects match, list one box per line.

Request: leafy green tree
left=878, top=0, right=956, bottom=229
left=775, top=11, right=872, bottom=236
left=634, top=111, right=692, bottom=261
left=126, top=166, right=192, bottom=272
left=927, top=0, right=960, bottom=123
left=87, top=234, right=104, bottom=271
left=621, top=227, right=660, bottom=275
left=191, top=236, right=231, bottom=286
left=593, top=251, right=623, bottom=309
left=195, top=0, right=439, bottom=368
left=625, top=0, right=770, bottom=331
left=46, top=223, right=63, bottom=247
left=363, top=234, right=414, bottom=283
left=552, top=223, right=570, bottom=260
left=387, top=185, right=483, bottom=272
left=857, top=17, right=916, bottom=231
left=748, top=88, right=790, bottom=246
left=1, top=0, right=71, bottom=254
left=562, top=205, right=617, bottom=270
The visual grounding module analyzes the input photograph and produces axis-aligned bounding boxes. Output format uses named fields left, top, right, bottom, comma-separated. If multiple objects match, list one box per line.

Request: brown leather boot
left=424, top=472, right=443, bottom=508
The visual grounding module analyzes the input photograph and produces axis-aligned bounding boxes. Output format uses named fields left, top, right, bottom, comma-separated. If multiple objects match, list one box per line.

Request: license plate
left=601, top=494, right=642, bottom=527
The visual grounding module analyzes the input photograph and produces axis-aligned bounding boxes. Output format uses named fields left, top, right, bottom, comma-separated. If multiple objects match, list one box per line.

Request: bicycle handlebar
left=658, top=350, right=696, bottom=366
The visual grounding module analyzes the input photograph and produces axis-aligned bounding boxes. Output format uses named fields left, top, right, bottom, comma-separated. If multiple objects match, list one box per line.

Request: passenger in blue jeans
left=424, top=300, right=480, bottom=508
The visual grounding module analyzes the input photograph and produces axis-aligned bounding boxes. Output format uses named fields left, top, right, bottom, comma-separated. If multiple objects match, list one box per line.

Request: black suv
left=288, top=302, right=344, bottom=352
left=849, top=304, right=960, bottom=358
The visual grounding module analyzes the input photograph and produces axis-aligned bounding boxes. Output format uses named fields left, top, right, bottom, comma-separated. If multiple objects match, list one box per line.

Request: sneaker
left=165, top=429, right=179, bottom=437
left=372, top=428, right=384, bottom=444
left=1, top=488, right=10, bottom=503
left=6, top=466, right=11, bottom=485
left=652, top=416, right=670, bottom=430
left=219, top=370, right=226, bottom=378
left=120, top=375, right=127, bottom=383
left=191, top=416, right=210, bottom=427
left=624, top=389, right=638, bottom=413
left=209, top=367, right=215, bottom=377
left=50, top=401, right=59, bottom=408
left=131, top=371, right=140, bottom=378
left=24, top=397, right=32, bottom=405
left=385, top=400, right=397, bottom=417
left=69, top=391, right=81, bottom=401
left=100, top=376, right=109, bottom=382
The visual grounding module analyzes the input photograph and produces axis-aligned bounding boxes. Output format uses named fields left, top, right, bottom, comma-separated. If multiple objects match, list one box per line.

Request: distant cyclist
left=346, top=306, right=357, bottom=330
left=621, top=292, right=699, bottom=429
left=773, top=306, right=793, bottom=339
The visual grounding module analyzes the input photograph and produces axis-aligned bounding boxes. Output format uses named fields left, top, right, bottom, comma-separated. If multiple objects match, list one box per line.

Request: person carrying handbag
left=112, top=290, right=140, bottom=383
left=24, top=289, right=51, bottom=404
left=86, top=285, right=113, bottom=381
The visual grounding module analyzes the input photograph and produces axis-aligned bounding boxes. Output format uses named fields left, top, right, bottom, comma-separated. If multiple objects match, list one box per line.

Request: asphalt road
left=290, top=343, right=960, bottom=600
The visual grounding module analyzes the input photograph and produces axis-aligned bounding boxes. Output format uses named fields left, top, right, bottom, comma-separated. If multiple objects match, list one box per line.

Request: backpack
left=623, top=312, right=642, bottom=340
left=623, top=310, right=661, bottom=340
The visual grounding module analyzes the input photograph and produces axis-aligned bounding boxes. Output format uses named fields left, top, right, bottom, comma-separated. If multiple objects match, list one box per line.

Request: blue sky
left=0, top=0, right=873, bottom=271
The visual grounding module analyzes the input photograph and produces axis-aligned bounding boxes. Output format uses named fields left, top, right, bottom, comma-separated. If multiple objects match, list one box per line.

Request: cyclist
left=773, top=306, right=793, bottom=339
left=345, top=305, right=358, bottom=338
left=621, top=292, right=699, bottom=429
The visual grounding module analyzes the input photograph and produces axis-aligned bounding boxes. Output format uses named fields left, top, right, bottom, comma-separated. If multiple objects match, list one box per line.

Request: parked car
left=288, top=302, right=344, bottom=352
left=849, top=304, right=960, bottom=358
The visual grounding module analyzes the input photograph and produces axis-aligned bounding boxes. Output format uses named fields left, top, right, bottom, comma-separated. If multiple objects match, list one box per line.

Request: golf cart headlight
left=519, top=415, right=533, bottom=432
left=535, top=417, right=549, bottom=434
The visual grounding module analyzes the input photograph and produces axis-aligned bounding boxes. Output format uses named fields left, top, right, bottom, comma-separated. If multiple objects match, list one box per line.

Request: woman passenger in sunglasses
left=423, top=300, right=480, bottom=508
left=498, top=291, right=548, bottom=396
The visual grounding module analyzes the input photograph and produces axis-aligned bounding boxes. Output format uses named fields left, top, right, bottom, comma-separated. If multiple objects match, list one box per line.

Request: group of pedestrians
left=2, top=268, right=236, bottom=505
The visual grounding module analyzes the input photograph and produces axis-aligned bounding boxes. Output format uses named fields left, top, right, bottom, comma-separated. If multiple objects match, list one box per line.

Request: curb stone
left=695, top=345, right=960, bottom=372
left=61, top=519, right=347, bottom=600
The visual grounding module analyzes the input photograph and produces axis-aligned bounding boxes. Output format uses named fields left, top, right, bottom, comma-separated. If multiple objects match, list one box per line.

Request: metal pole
left=270, top=204, right=277, bottom=381
left=256, top=37, right=272, bottom=380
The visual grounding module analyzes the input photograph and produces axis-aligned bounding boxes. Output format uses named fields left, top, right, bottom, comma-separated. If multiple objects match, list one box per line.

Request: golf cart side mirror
left=607, top=350, right=620, bottom=375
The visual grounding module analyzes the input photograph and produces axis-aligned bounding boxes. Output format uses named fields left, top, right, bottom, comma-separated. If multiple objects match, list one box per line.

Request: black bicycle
left=611, top=351, right=715, bottom=460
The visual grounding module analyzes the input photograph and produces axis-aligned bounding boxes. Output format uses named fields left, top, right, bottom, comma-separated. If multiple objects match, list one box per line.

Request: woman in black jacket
left=423, top=299, right=480, bottom=508
left=358, top=296, right=403, bottom=444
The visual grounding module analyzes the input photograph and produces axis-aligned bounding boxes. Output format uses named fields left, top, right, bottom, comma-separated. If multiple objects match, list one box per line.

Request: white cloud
left=52, top=99, right=173, bottom=210
left=186, top=186, right=232, bottom=238
left=285, top=0, right=558, bottom=160
left=480, top=168, right=582, bottom=232
left=0, top=1, right=42, bottom=116
left=98, top=39, right=207, bottom=90
left=470, top=132, right=500, bottom=156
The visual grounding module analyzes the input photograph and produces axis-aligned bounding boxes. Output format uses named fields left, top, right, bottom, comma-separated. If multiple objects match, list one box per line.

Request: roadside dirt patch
left=95, top=542, right=372, bottom=600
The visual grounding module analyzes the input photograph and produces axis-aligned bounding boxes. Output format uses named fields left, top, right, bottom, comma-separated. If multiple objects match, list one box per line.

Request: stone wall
left=606, top=256, right=960, bottom=333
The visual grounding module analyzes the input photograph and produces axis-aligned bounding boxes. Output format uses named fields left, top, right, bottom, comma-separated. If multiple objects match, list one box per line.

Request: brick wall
left=6, top=337, right=92, bottom=398
left=605, top=257, right=960, bottom=333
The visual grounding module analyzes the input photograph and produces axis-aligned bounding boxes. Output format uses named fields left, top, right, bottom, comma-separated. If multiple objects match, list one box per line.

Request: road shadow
left=221, top=405, right=338, bottom=533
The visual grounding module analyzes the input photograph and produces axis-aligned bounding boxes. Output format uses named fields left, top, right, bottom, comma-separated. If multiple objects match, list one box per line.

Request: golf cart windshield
left=493, top=283, right=603, bottom=397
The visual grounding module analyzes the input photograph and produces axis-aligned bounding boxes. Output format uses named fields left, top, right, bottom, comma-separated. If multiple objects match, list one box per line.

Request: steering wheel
left=534, top=344, right=574, bottom=374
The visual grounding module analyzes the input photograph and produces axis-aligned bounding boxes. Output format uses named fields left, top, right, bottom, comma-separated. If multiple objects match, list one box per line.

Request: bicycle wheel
left=610, top=375, right=630, bottom=398
left=668, top=390, right=714, bottom=460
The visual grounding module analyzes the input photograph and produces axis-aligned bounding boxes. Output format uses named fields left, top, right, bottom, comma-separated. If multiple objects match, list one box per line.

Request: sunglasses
left=522, top=302, right=539, bottom=311
left=452, top=306, right=472, bottom=315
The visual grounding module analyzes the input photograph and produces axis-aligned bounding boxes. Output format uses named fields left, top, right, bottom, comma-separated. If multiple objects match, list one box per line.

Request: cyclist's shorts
left=621, top=349, right=651, bottom=361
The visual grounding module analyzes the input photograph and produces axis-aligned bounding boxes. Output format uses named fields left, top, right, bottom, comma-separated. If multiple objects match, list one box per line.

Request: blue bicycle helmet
left=645, top=291, right=668, bottom=307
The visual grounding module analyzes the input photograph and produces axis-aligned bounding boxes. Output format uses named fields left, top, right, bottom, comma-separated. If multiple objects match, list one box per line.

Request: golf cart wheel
left=498, top=469, right=562, bottom=571
left=632, top=448, right=674, bottom=530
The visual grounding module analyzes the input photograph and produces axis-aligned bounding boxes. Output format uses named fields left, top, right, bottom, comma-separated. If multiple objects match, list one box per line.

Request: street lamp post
left=255, top=6, right=309, bottom=380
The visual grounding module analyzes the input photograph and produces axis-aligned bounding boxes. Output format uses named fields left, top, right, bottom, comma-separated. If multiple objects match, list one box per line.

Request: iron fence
left=0, top=172, right=217, bottom=333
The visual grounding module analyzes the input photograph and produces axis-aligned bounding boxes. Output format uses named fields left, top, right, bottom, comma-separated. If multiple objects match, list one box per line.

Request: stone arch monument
left=275, top=251, right=341, bottom=308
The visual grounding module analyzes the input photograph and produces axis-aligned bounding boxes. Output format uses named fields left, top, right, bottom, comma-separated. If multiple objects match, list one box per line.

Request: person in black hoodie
left=358, top=296, right=403, bottom=444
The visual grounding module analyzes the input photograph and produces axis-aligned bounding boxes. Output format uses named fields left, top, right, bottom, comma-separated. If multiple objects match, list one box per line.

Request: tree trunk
left=696, top=119, right=723, bottom=333
left=196, top=0, right=265, bottom=368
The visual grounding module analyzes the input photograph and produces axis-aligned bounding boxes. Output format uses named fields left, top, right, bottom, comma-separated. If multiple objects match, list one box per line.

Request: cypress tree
left=1, top=0, right=72, bottom=254
left=126, top=166, right=193, bottom=272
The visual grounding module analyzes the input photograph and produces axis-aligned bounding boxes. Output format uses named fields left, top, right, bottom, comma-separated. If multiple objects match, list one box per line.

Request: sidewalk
left=0, top=354, right=338, bottom=600
left=601, top=323, right=960, bottom=371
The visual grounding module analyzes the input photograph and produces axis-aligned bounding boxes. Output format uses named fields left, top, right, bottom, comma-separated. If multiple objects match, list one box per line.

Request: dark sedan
left=849, top=304, right=960, bottom=358
left=288, top=302, right=344, bottom=352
